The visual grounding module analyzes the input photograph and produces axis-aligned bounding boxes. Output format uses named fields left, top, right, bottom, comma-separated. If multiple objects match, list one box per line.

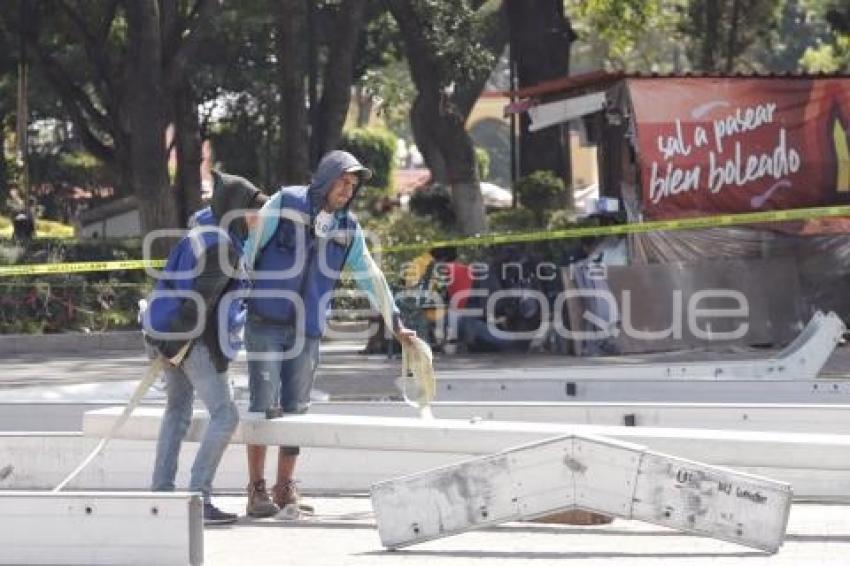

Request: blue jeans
left=245, top=317, right=320, bottom=414
left=151, top=343, right=239, bottom=503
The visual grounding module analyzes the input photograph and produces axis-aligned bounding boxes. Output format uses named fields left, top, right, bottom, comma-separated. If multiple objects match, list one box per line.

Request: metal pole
left=307, top=0, right=318, bottom=167
left=16, top=0, right=30, bottom=216
left=508, top=45, right=518, bottom=207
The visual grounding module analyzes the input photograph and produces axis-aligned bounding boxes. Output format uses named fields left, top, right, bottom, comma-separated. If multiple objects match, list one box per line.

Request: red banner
left=629, top=77, right=850, bottom=219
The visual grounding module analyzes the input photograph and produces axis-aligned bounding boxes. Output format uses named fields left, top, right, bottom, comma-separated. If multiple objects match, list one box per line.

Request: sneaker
left=272, top=480, right=314, bottom=513
left=246, top=479, right=279, bottom=518
left=203, top=502, right=238, bottom=525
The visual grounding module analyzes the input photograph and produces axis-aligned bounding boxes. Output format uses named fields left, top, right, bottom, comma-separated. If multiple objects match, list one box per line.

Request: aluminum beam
left=314, top=401, right=850, bottom=435
left=83, top=408, right=850, bottom=472
left=9, top=399, right=850, bottom=435
left=437, top=311, right=846, bottom=403
left=372, top=435, right=792, bottom=552
left=437, top=375, right=850, bottom=403
left=4, top=432, right=849, bottom=500
left=0, top=491, right=202, bottom=565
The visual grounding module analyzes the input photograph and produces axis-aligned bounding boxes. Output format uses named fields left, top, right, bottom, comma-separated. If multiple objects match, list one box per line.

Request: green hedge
left=0, top=238, right=149, bottom=334
left=475, top=147, right=491, bottom=181
left=515, top=170, right=565, bottom=225
left=339, top=127, right=397, bottom=191
left=0, top=278, right=146, bottom=334
left=487, top=208, right=539, bottom=232
left=408, top=183, right=455, bottom=227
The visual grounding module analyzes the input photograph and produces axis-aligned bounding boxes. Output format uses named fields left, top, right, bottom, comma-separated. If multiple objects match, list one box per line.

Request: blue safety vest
left=146, top=209, right=247, bottom=365
left=248, top=187, right=355, bottom=337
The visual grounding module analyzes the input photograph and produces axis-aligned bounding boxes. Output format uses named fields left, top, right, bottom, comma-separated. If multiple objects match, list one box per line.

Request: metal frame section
left=0, top=491, right=202, bottom=565
left=312, top=401, right=850, bottom=435
left=9, top=399, right=850, bottom=435
left=371, top=435, right=792, bottom=552
left=437, top=311, right=847, bottom=403
left=4, top=432, right=850, bottom=500
left=437, top=313, right=846, bottom=403
left=0, top=433, right=466, bottom=494
left=82, top=408, right=850, bottom=482
left=437, top=376, right=850, bottom=403
left=83, top=408, right=850, bottom=469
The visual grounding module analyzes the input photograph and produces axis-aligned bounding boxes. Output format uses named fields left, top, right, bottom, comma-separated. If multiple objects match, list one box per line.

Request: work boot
left=273, top=480, right=314, bottom=514
left=246, top=479, right=280, bottom=518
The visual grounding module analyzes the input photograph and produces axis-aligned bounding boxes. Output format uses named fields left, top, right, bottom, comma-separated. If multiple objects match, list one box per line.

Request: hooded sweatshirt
left=145, top=171, right=266, bottom=371
left=244, top=150, right=400, bottom=336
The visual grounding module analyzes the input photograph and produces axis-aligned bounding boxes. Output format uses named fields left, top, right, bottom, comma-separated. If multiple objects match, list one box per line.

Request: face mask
left=314, top=209, right=335, bottom=238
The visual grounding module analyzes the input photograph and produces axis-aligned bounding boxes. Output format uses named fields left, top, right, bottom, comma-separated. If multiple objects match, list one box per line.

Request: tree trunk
left=173, top=80, right=202, bottom=227
left=413, top=89, right=486, bottom=234
left=277, top=0, right=310, bottom=185
left=441, top=118, right=487, bottom=234
left=0, top=114, right=7, bottom=209
left=110, top=142, right=133, bottom=199
left=355, top=84, right=372, bottom=127
left=125, top=0, right=177, bottom=242
left=701, top=0, right=719, bottom=71
left=315, top=0, right=367, bottom=156
left=410, top=95, right=448, bottom=182
left=507, top=0, right=574, bottom=187
left=725, top=0, right=741, bottom=73
left=386, top=0, right=508, bottom=235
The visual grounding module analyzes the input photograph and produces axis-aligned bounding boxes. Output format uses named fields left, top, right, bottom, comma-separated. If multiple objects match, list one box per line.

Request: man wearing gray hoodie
left=241, top=150, right=414, bottom=517
left=147, top=171, right=267, bottom=524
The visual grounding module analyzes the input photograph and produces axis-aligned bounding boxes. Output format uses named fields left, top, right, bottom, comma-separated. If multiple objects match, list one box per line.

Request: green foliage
left=339, top=127, right=397, bottom=191
left=679, top=0, right=783, bottom=72
left=567, top=0, right=684, bottom=72
left=800, top=38, right=850, bottom=71
left=570, top=0, right=664, bottom=64
left=546, top=208, right=580, bottom=231
left=567, top=0, right=841, bottom=73
left=0, top=279, right=147, bottom=334
left=515, top=171, right=565, bottom=225
left=365, top=209, right=448, bottom=249
left=799, top=2, right=850, bottom=72
left=409, top=0, right=498, bottom=88
left=0, top=237, right=150, bottom=334
left=408, top=183, right=455, bottom=226
left=474, top=147, right=490, bottom=181
left=208, top=100, right=267, bottom=184
left=469, top=118, right=510, bottom=187
left=758, top=0, right=835, bottom=72
left=354, top=7, right=404, bottom=79
left=360, top=60, right=416, bottom=139
left=349, top=186, right=390, bottom=224
left=361, top=209, right=455, bottom=280
left=487, top=207, right=538, bottom=232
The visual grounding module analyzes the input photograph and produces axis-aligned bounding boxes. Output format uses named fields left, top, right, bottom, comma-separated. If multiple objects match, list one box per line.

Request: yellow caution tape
left=377, top=204, right=850, bottom=254
left=0, top=259, right=165, bottom=277
left=3, top=204, right=850, bottom=276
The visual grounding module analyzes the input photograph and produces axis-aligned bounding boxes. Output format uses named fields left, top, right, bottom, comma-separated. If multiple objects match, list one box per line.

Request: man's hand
left=396, top=324, right=417, bottom=347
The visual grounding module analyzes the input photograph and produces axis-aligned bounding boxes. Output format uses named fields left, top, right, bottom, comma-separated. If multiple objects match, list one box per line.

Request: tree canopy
left=0, top=0, right=846, bottom=236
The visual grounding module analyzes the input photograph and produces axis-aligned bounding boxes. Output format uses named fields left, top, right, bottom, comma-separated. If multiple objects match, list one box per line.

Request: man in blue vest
left=242, top=150, right=415, bottom=517
left=146, top=171, right=267, bottom=524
